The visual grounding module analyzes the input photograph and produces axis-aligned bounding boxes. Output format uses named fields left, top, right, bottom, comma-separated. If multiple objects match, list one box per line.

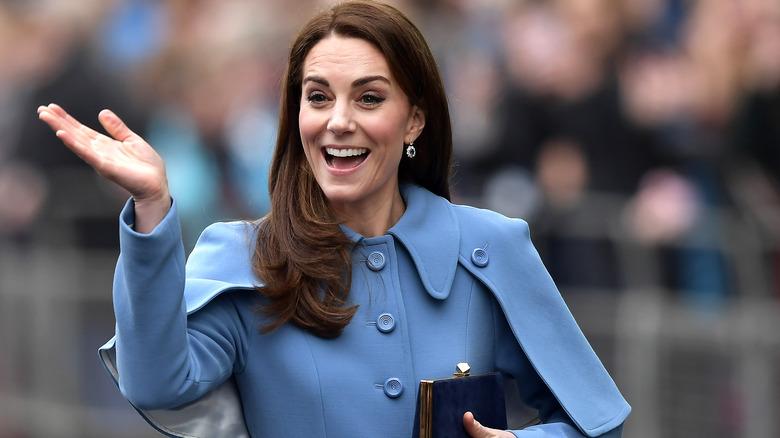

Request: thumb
left=98, top=109, right=136, bottom=142
left=463, top=411, right=489, bottom=438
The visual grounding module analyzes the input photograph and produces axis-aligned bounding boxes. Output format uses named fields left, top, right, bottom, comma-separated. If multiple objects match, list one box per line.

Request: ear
left=405, top=105, right=426, bottom=144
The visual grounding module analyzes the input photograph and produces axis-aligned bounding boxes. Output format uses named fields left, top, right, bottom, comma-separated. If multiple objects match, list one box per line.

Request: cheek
left=298, top=111, right=322, bottom=168
left=368, top=111, right=410, bottom=147
left=298, top=109, right=319, bottom=144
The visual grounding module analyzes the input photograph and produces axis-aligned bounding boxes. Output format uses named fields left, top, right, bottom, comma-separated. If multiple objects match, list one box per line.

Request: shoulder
left=403, top=183, right=530, bottom=240
left=194, top=220, right=259, bottom=250
left=450, top=203, right=543, bottom=286
left=183, top=220, right=261, bottom=313
left=187, top=221, right=259, bottom=275
left=451, top=202, right=532, bottom=243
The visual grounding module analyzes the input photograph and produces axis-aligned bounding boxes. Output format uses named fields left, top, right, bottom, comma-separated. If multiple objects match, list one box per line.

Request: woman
left=38, top=1, right=630, bottom=436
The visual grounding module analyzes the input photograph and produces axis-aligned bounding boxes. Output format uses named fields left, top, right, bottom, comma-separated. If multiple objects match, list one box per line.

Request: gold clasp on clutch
left=453, top=362, right=471, bottom=377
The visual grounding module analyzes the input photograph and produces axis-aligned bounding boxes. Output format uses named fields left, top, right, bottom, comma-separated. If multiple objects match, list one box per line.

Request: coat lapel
left=389, top=185, right=460, bottom=300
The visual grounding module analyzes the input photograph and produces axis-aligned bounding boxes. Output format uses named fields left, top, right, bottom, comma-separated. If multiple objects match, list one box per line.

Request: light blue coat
left=99, top=184, right=630, bottom=437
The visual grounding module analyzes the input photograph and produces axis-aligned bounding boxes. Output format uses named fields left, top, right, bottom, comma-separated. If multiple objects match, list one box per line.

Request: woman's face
left=298, top=35, right=424, bottom=219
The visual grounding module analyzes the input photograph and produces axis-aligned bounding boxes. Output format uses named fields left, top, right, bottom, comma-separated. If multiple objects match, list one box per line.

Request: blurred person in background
left=727, top=0, right=780, bottom=298
left=98, top=0, right=294, bottom=250
left=37, top=1, right=630, bottom=436
left=0, top=0, right=144, bottom=249
left=619, top=0, right=780, bottom=308
left=469, top=0, right=670, bottom=293
left=458, top=0, right=773, bottom=313
left=0, top=4, right=47, bottom=245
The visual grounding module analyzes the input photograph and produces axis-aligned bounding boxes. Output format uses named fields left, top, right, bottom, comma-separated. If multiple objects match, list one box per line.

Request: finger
left=98, top=109, right=137, bottom=143
left=51, top=128, right=100, bottom=165
left=37, top=111, right=89, bottom=151
left=463, top=412, right=488, bottom=437
left=464, top=413, right=514, bottom=438
left=38, top=103, right=81, bottom=130
left=37, top=109, right=98, bottom=161
left=38, top=104, right=101, bottom=144
left=42, top=103, right=86, bottom=132
left=37, top=107, right=63, bottom=132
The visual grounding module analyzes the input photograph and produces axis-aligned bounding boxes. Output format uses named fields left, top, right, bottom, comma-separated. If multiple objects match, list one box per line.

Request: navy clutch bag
left=413, top=363, right=507, bottom=438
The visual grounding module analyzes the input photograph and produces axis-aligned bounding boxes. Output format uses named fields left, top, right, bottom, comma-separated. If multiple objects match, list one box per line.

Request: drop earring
left=406, top=141, right=416, bottom=159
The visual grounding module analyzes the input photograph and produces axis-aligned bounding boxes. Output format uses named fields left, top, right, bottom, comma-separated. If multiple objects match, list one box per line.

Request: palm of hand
left=37, top=104, right=168, bottom=202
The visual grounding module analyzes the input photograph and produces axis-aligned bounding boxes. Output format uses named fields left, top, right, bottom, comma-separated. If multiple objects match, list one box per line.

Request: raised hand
left=37, top=103, right=170, bottom=233
left=463, top=412, right=516, bottom=438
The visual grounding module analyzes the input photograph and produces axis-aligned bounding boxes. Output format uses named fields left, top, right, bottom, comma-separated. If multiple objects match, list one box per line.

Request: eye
left=306, top=91, right=328, bottom=105
left=359, top=93, right=386, bottom=106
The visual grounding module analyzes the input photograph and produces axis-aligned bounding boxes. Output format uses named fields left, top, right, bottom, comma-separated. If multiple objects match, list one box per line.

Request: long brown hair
left=253, top=0, right=453, bottom=338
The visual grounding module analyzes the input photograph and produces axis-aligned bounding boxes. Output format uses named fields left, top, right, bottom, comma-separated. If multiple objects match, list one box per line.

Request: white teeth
left=325, top=147, right=368, bottom=157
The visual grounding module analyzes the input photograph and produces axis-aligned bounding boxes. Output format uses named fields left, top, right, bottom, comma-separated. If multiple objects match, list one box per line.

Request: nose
left=327, top=101, right=355, bottom=135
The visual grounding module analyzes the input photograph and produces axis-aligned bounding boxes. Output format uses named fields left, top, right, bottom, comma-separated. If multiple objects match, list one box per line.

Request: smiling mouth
left=324, top=147, right=369, bottom=170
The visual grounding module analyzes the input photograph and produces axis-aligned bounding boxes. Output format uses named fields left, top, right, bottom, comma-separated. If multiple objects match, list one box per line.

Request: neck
left=331, top=187, right=406, bottom=238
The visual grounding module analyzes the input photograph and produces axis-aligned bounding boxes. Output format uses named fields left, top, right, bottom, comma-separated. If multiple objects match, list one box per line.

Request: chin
left=322, top=191, right=363, bottom=207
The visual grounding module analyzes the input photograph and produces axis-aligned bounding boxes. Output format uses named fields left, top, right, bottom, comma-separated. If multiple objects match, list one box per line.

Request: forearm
left=510, top=418, right=624, bottom=437
left=113, top=198, right=207, bottom=409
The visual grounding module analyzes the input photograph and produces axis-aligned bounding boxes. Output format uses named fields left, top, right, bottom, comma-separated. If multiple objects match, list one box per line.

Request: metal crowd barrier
left=1, top=190, right=778, bottom=437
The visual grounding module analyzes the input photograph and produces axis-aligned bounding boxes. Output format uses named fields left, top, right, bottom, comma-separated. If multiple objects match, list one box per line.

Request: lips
left=324, top=147, right=369, bottom=170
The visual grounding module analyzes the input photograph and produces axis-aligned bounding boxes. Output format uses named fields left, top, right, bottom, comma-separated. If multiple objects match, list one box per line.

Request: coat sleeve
left=456, top=206, right=630, bottom=437
left=99, top=198, right=253, bottom=437
left=110, top=198, right=253, bottom=409
left=491, top=297, right=624, bottom=438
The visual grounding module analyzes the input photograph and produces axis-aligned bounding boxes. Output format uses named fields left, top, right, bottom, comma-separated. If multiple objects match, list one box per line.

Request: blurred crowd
left=1, top=0, right=779, bottom=305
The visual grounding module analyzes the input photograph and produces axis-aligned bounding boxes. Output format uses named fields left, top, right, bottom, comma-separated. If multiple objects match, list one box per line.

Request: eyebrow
left=302, top=75, right=391, bottom=88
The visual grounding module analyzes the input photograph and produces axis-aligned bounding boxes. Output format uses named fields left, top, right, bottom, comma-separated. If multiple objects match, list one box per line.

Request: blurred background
left=1, top=0, right=779, bottom=436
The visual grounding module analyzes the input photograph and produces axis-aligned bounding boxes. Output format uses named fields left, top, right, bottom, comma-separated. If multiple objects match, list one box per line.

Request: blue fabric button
left=376, top=313, right=396, bottom=333
left=367, top=251, right=386, bottom=271
left=383, top=378, right=403, bottom=398
left=471, top=248, right=489, bottom=267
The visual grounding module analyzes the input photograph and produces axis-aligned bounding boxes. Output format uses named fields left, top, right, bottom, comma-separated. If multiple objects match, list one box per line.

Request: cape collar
left=341, top=184, right=460, bottom=300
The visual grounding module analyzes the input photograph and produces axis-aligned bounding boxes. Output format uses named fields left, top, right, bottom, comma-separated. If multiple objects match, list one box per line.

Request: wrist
left=133, top=190, right=171, bottom=234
